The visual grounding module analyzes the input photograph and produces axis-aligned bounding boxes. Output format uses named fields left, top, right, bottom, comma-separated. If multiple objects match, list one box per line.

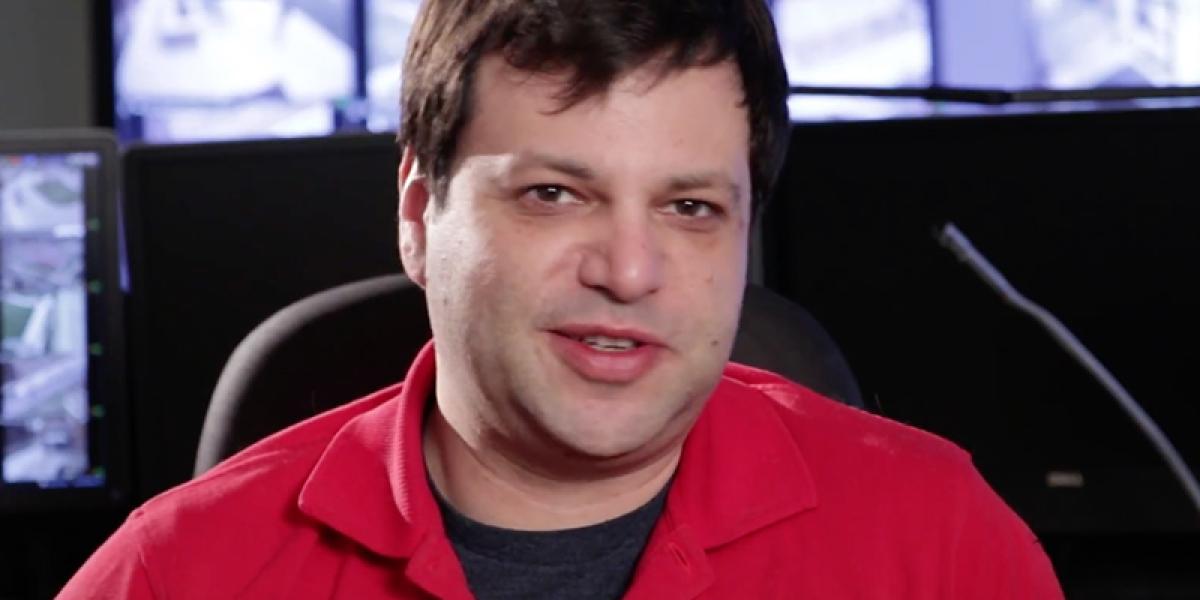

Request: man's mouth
left=568, top=334, right=643, bottom=352
left=547, top=326, right=664, bottom=383
left=552, top=324, right=663, bottom=350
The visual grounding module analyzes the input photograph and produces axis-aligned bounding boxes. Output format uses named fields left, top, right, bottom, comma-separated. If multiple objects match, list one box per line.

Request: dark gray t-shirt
left=433, top=483, right=669, bottom=600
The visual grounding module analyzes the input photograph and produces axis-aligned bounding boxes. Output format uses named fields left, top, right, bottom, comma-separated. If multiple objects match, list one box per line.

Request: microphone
left=934, top=222, right=1200, bottom=518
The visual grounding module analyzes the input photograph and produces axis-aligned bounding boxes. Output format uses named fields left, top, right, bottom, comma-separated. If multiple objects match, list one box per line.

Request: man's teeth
left=579, top=335, right=639, bottom=351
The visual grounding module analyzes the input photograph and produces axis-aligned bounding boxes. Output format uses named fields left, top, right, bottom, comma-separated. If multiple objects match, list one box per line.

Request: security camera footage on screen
left=772, top=0, right=933, bottom=121
left=113, top=0, right=356, bottom=142
left=1026, top=0, right=1200, bottom=88
left=108, top=0, right=1200, bottom=142
left=365, top=0, right=420, bottom=132
left=0, top=153, right=99, bottom=489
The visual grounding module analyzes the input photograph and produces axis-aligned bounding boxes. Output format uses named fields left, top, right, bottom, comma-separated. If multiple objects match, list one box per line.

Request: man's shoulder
left=132, top=382, right=406, bottom=544
left=716, top=363, right=1026, bottom=547
left=705, top=365, right=1060, bottom=596
left=720, top=363, right=973, bottom=481
left=61, top=383, right=412, bottom=598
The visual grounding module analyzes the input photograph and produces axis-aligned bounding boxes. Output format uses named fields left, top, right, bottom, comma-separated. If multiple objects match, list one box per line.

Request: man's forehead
left=476, top=52, right=744, bottom=113
left=454, top=53, right=752, bottom=203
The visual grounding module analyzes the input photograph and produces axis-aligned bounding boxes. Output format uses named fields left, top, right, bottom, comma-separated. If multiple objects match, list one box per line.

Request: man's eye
left=524, top=185, right=577, bottom=205
left=669, top=199, right=719, bottom=219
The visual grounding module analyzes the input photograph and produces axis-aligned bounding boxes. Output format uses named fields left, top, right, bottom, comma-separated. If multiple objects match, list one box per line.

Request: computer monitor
left=1025, top=0, right=1200, bottom=89
left=112, top=0, right=359, bottom=142
left=0, top=131, right=128, bottom=511
left=364, top=0, right=420, bottom=132
left=761, top=106, right=1200, bottom=534
left=771, top=0, right=934, bottom=121
left=122, top=133, right=402, bottom=498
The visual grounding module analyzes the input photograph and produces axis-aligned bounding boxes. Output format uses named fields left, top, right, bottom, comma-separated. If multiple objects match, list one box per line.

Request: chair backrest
left=194, top=275, right=863, bottom=475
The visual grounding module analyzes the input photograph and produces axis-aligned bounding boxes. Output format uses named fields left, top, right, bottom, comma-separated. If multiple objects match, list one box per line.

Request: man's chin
left=547, top=432, right=664, bottom=466
left=533, top=402, right=688, bottom=463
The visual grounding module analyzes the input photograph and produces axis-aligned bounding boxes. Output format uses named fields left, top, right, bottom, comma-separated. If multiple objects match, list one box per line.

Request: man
left=62, top=0, right=1064, bottom=598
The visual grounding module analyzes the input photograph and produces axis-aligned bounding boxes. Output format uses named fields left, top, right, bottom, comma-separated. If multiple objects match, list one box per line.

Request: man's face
left=401, top=54, right=751, bottom=470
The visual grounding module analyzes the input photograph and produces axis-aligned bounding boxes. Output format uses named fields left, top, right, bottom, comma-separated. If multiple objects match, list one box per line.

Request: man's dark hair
left=399, top=0, right=791, bottom=215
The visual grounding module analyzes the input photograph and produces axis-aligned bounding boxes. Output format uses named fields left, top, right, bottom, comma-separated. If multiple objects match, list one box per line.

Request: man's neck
left=422, top=405, right=680, bottom=531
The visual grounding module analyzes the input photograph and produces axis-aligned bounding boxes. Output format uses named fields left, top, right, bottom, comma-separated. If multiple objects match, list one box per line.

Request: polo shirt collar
left=664, top=372, right=819, bottom=549
left=297, top=342, right=440, bottom=559
left=297, top=341, right=819, bottom=559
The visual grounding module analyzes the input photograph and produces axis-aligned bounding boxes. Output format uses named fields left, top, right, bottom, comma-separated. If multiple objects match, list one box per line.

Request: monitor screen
left=0, top=132, right=127, bottom=510
left=364, top=0, right=420, bottom=132
left=1026, top=0, right=1200, bottom=88
left=772, top=0, right=933, bottom=121
left=113, top=0, right=358, bottom=142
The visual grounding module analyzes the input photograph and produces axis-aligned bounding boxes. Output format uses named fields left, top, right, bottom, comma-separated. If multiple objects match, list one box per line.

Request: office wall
left=0, top=0, right=94, bottom=130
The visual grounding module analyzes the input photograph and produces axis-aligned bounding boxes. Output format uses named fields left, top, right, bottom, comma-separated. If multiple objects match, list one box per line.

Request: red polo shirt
left=61, top=343, right=1063, bottom=598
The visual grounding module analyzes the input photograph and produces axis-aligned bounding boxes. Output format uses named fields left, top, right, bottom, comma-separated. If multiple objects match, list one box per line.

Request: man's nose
left=578, top=212, right=664, bottom=303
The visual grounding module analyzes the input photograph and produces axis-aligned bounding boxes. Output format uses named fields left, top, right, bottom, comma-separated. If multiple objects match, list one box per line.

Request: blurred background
left=2, top=0, right=1199, bottom=598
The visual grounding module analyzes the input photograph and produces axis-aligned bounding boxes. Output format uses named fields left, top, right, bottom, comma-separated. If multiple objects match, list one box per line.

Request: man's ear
left=398, top=146, right=432, bottom=288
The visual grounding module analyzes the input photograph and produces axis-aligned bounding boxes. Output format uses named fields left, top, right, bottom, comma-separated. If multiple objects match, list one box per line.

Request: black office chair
left=194, top=274, right=864, bottom=475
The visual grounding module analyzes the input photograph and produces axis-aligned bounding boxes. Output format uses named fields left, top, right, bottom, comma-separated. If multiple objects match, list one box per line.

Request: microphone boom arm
left=935, top=222, right=1200, bottom=518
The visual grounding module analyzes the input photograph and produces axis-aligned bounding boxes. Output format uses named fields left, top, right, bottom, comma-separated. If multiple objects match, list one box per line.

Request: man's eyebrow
left=666, top=171, right=744, bottom=205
